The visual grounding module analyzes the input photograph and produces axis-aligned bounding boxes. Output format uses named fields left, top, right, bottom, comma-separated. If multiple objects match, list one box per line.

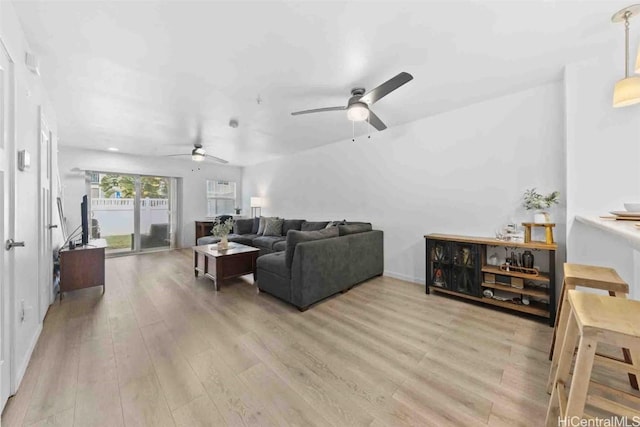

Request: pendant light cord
left=625, top=11, right=631, bottom=78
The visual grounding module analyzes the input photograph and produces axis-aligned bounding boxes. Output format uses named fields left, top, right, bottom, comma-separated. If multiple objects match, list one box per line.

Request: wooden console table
left=425, top=233, right=557, bottom=326
left=59, top=240, right=106, bottom=299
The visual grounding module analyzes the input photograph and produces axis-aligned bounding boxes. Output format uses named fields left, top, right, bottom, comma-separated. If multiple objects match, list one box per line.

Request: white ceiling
left=11, top=0, right=630, bottom=166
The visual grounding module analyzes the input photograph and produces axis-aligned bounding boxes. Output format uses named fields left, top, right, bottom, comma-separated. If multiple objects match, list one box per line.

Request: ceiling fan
left=166, top=126, right=228, bottom=164
left=291, top=72, right=413, bottom=131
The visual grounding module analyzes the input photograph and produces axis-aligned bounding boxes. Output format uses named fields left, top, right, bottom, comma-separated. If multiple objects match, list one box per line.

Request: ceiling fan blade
left=367, top=110, right=387, bottom=131
left=291, top=106, right=346, bottom=116
left=205, top=154, right=229, bottom=164
left=165, top=154, right=190, bottom=157
left=360, top=72, right=413, bottom=105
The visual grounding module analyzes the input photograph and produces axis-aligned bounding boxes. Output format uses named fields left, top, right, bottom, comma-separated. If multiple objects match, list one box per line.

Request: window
left=207, top=180, right=236, bottom=217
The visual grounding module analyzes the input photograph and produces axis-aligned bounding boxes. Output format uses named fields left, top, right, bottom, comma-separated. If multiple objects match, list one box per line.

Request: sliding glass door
left=139, top=176, right=172, bottom=251
left=88, top=172, right=177, bottom=255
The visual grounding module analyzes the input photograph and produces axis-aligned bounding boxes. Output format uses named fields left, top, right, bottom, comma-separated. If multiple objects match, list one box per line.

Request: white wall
left=243, top=82, right=566, bottom=284
left=1, top=0, right=60, bottom=393
left=58, top=147, right=243, bottom=248
left=565, top=52, right=640, bottom=223
left=565, top=49, right=640, bottom=297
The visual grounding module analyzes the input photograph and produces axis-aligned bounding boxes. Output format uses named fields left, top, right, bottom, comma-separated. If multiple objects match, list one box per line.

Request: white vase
left=534, top=211, right=550, bottom=224
left=219, top=235, right=229, bottom=249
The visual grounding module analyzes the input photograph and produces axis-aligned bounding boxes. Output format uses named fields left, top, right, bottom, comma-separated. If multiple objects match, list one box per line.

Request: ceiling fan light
left=347, top=103, right=369, bottom=121
left=613, top=76, right=640, bottom=107
left=191, top=147, right=206, bottom=161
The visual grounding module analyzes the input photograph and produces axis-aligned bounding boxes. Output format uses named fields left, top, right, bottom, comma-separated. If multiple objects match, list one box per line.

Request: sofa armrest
left=342, top=230, right=384, bottom=282
left=290, top=237, right=351, bottom=308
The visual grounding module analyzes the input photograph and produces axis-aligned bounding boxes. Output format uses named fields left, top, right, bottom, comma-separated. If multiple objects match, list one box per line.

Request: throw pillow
left=257, top=216, right=278, bottom=235
left=325, top=219, right=347, bottom=228
left=263, top=218, right=284, bottom=236
left=251, top=217, right=260, bottom=234
left=285, top=227, right=339, bottom=268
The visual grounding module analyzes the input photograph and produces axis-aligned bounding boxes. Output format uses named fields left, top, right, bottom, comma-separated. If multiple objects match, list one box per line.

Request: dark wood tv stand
left=59, top=240, right=106, bottom=299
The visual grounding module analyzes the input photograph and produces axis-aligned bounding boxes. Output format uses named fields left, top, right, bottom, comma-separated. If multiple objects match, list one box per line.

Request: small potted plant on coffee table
left=523, top=188, right=560, bottom=223
left=211, top=218, right=235, bottom=249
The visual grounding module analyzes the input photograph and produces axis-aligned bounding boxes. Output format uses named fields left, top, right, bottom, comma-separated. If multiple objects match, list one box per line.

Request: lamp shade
left=347, top=102, right=370, bottom=121
left=635, top=44, right=640, bottom=74
left=250, top=197, right=262, bottom=207
left=613, top=76, right=640, bottom=107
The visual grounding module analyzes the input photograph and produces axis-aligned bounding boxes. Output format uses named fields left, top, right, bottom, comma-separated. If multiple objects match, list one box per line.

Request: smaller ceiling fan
left=166, top=126, right=228, bottom=164
left=291, top=72, right=413, bottom=131
left=166, top=143, right=228, bottom=164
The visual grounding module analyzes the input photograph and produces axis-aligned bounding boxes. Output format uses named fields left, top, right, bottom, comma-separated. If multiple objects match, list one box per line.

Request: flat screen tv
left=81, top=195, right=89, bottom=246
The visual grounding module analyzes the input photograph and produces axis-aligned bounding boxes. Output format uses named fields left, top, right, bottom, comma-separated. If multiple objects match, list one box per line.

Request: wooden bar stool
left=547, top=263, right=637, bottom=392
left=545, top=290, right=640, bottom=426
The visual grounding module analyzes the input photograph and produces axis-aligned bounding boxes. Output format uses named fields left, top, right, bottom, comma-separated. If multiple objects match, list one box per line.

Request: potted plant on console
left=523, top=188, right=560, bottom=223
left=212, top=218, right=235, bottom=250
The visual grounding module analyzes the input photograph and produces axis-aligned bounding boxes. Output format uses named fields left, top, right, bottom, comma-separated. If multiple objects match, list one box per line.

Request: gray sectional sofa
left=196, top=217, right=384, bottom=310
left=258, top=226, right=383, bottom=311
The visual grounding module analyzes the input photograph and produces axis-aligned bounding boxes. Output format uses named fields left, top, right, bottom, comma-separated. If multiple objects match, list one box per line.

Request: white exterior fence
left=91, top=198, right=169, bottom=236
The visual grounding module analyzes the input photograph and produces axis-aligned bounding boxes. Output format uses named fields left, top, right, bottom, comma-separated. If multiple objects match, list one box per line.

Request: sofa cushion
left=257, top=252, right=290, bottom=278
left=282, top=219, right=305, bottom=235
left=197, top=235, right=220, bottom=245
left=227, top=233, right=257, bottom=246
left=251, top=217, right=260, bottom=234
left=263, top=218, right=284, bottom=236
left=273, top=240, right=287, bottom=252
left=338, top=223, right=372, bottom=236
left=234, top=218, right=254, bottom=235
left=252, top=236, right=286, bottom=250
left=285, top=227, right=339, bottom=268
left=301, top=221, right=330, bottom=231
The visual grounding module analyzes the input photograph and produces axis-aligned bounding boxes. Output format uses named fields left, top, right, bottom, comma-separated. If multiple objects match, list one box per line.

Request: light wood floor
left=1, top=249, right=636, bottom=426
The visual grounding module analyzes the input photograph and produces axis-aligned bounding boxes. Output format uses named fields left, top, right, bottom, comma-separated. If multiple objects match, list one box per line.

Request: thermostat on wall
left=18, top=150, right=31, bottom=171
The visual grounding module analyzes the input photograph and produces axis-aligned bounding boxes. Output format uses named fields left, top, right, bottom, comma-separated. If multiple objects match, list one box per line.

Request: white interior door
left=0, top=38, right=15, bottom=410
left=38, top=114, right=52, bottom=320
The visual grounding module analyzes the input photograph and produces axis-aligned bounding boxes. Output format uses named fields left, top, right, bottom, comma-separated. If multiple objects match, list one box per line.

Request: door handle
left=5, top=239, right=25, bottom=250
left=48, top=224, right=58, bottom=229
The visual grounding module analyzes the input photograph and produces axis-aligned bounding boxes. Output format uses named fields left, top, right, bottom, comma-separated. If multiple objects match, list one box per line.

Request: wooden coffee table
left=193, top=242, right=260, bottom=290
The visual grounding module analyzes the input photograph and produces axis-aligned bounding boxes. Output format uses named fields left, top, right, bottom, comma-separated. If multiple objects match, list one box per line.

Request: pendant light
left=612, top=5, right=640, bottom=108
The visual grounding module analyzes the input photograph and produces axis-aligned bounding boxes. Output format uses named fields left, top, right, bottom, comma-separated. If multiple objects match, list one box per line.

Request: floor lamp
left=250, top=197, right=262, bottom=218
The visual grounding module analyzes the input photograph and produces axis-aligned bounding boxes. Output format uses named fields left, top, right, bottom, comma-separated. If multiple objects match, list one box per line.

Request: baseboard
left=383, top=270, right=425, bottom=285
left=13, top=322, right=42, bottom=394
